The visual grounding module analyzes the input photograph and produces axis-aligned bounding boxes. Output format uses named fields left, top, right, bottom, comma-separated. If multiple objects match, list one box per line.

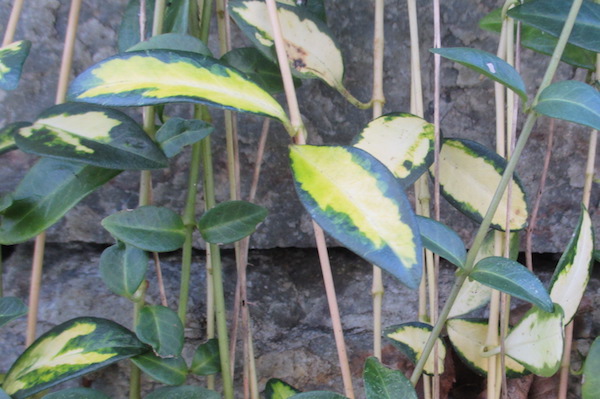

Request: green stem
left=411, top=0, right=584, bottom=384
left=129, top=281, right=147, bottom=399
left=201, top=135, right=234, bottom=399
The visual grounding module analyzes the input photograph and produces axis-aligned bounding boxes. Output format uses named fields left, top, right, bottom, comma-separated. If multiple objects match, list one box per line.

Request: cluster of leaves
left=0, top=0, right=598, bottom=398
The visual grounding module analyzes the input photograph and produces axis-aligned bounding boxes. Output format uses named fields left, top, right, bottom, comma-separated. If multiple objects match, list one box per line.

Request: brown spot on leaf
left=285, top=40, right=308, bottom=72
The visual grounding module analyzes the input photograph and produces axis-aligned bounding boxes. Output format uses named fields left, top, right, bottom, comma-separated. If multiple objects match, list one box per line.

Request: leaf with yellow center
left=289, top=145, right=422, bottom=288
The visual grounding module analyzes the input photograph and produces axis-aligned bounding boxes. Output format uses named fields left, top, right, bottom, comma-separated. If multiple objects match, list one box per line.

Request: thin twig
left=2, top=0, right=25, bottom=46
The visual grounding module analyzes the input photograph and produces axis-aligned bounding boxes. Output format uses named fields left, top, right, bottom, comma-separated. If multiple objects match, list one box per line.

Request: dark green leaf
left=42, top=388, right=110, bottom=399
left=15, top=103, right=168, bottom=170
left=102, top=206, right=186, bottom=252
left=127, top=33, right=211, bottom=55
left=416, top=216, right=466, bottom=268
left=471, top=256, right=554, bottom=312
left=508, top=0, right=600, bottom=53
left=164, top=0, right=200, bottom=37
left=0, top=194, right=13, bottom=213
left=197, top=200, right=268, bottom=244
left=3, top=317, right=148, bottom=399
left=118, top=0, right=155, bottom=52
left=145, top=386, right=220, bottom=399
left=264, top=378, right=301, bottom=399
left=583, top=336, right=600, bottom=398
left=0, top=297, right=28, bottom=328
left=131, top=352, right=187, bottom=385
left=0, top=122, right=30, bottom=155
left=363, top=357, right=417, bottom=399
left=0, top=159, right=119, bottom=245
left=0, top=40, right=31, bottom=90
left=221, top=47, right=298, bottom=94
left=190, top=338, right=220, bottom=376
left=99, top=243, right=148, bottom=299
left=289, top=393, right=347, bottom=399
left=521, top=27, right=596, bottom=70
left=136, top=305, right=184, bottom=357
left=156, top=117, right=213, bottom=158
left=431, top=47, right=527, bottom=101
left=535, top=81, right=600, bottom=131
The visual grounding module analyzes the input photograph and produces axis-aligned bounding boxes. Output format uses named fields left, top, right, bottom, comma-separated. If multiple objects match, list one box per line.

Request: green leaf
left=229, top=1, right=347, bottom=93
left=136, top=305, right=184, bottom=357
left=131, top=352, right=187, bottom=385
left=127, top=33, right=211, bottom=55
left=521, top=27, right=597, bottom=70
left=221, top=47, right=296, bottom=94
left=507, top=0, right=600, bottom=53
left=3, top=317, right=148, bottom=399
left=549, top=206, right=594, bottom=325
left=15, top=103, right=168, bottom=170
left=0, top=121, right=30, bottom=155
left=264, top=378, right=301, bottom=399
left=290, top=145, right=422, bottom=289
left=479, top=8, right=596, bottom=70
left=535, top=81, right=600, bottom=131
left=99, top=243, right=148, bottom=299
left=190, top=338, right=220, bottom=376
left=145, top=386, right=220, bottom=399
left=471, top=256, right=554, bottom=312
left=0, top=297, right=28, bottom=328
left=156, top=117, right=213, bottom=158
left=363, top=357, right=417, bottom=399
left=432, top=138, right=529, bottom=231
left=101, top=206, right=186, bottom=252
left=197, top=200, right=268, bottom=244
left=384, top=322, right=446, bottom=375
left=0, top=40, right=31, bottom=90
left=583, top=336, right=600, bottom=398
left=67, top=50, right=290, bottom=128
left=164, top=0, right=200, bottom=37
left=42, top=388, right=110, bottom=399
left=289, top=393, right=348, bottom=399
left=352, top=113, right=434, bottom=187
left=431, top=47, right=527, bottom=101
left=505, top=306, right=564, bottom=377
left=416, top=216, right=466, bottom=268
left=449, top=231, right=519, bottom=318
left=0, top=159, right=119, bottom=245
left=117, top=0, right=155, bottom=52
left=446, top=318, right=527, bottom=377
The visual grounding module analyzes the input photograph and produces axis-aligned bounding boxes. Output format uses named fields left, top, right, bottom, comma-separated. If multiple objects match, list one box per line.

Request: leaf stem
left=26, top=0, right=82, bottom=347
left=1, top=0, right=25, bottom=46
left=411, top=0, right=585, bottom=383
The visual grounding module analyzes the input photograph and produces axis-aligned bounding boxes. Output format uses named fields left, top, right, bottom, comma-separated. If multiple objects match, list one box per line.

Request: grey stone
left=0, top=0, right=597, bottom=252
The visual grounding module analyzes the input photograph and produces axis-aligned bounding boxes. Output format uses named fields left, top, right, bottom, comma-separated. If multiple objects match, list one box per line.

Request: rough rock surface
left=0, top=0, right=598, bottom=252
left=1, top=244, right=595, bottom=398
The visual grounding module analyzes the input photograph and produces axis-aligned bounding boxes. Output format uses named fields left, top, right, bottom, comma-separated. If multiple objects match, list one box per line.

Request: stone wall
left=0, top=0, right=597, bottom=253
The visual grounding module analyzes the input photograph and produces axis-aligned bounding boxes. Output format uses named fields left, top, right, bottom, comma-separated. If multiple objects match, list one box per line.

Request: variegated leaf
left=385, top=322, right=446, bottom=375
left=67, top=50, right=290, bottom=130
left=3, top=317, right=148, bottom=399
left=290, top=145, right=422, bottom=288
left=15, top=103, right=168, bottom=170
left=0, top=40, right=31, bottom=90
left=446, top=318, right=527, bottom=377
left=550, top=206, right=594, bottom=325
left=229, top=1, right=345, bottom=91
left=432, top=138, right=528, bottom=231
left=504, top=306, right=564, bottom=377
left=0, top=122, right=30, bottom=155
left=352, top=113, right=434, bottom=187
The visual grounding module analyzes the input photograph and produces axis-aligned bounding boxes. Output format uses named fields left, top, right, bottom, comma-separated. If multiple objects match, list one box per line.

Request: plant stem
left=2, top=0, right=25, bottom=46
left=265, top=1, right=354, bottom=397
left=411, top=0, right=584, bottom=383
left=371, top=0, right=385, bottom=362
left=26, top=0, right=82, bottom=347
left=129, top=281, right=147, bottom=399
